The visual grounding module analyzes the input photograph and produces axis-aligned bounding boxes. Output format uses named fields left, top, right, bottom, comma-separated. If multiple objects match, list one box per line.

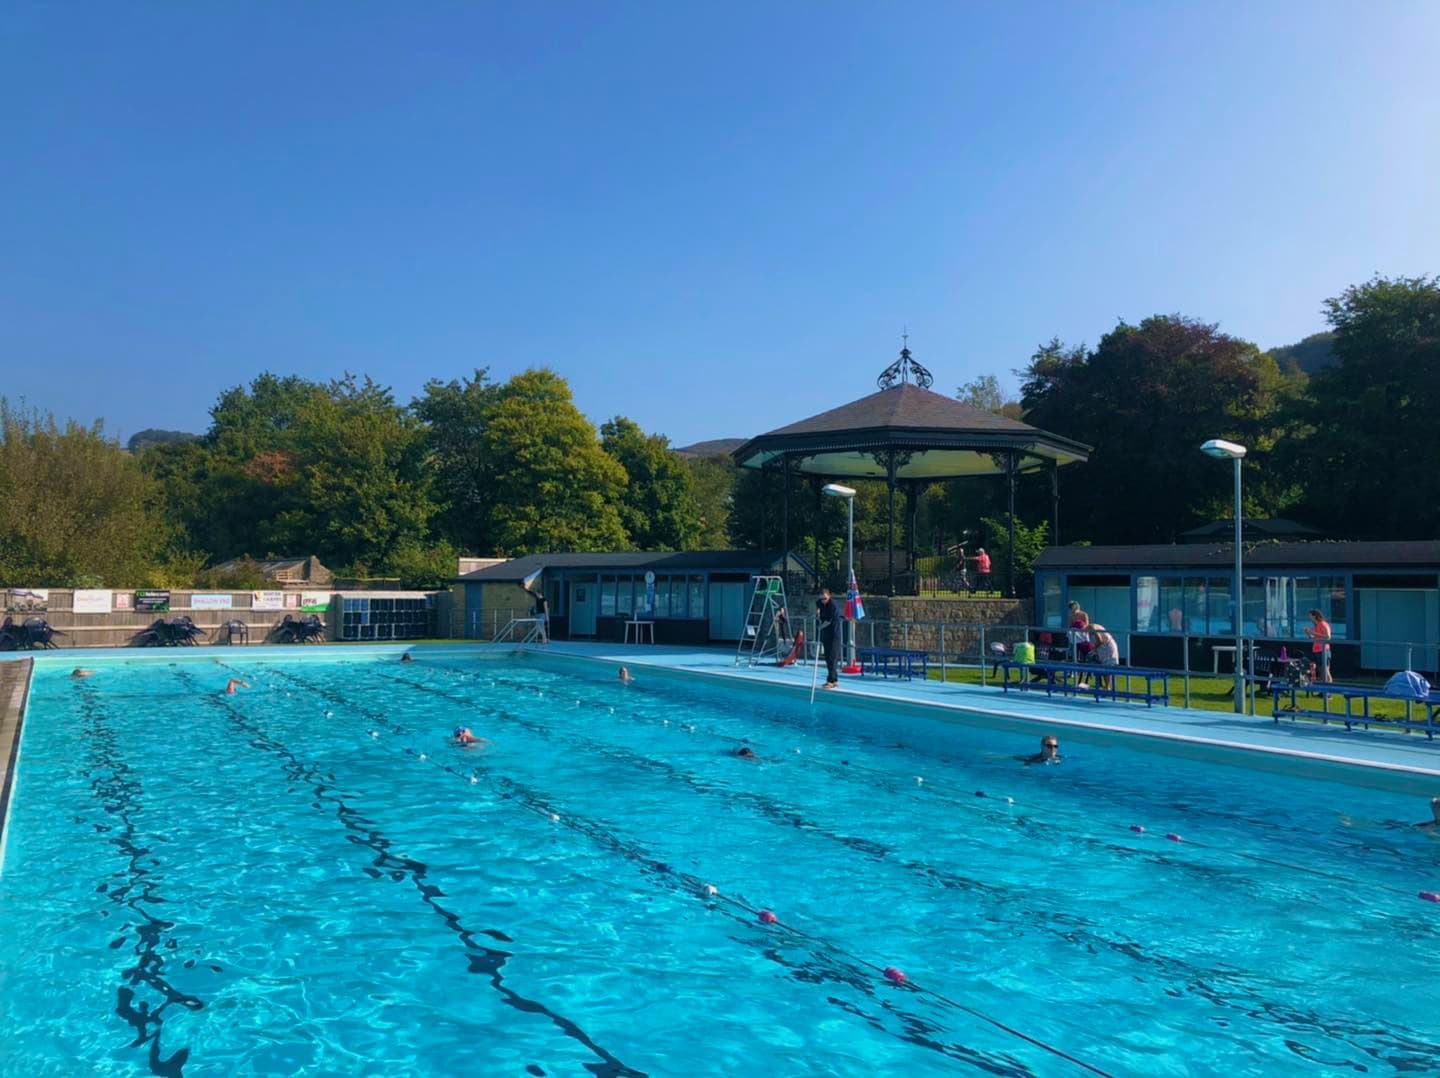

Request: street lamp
left=823, top=483, right=860, bottom=671
left=1201, top=439, right=1247, bottom=713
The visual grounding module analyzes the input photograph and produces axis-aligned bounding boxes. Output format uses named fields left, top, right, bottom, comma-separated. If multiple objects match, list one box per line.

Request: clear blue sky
left=3, top=2, right=1438, bottom=446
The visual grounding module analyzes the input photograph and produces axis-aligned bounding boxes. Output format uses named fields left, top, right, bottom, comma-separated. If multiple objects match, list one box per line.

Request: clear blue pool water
left=2, top=652, right=1439, bottom=1076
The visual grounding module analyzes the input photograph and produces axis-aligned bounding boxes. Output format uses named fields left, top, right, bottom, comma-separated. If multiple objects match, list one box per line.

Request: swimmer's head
left=453, top=726, right=472, bottom=741
left=1432, top=797, right=1440, bottom=825
left=618, top=666, right=631, bottom=682
left=1041, top=735, right=1059, bottom=758
left=735, top=746, right=756, bottom=759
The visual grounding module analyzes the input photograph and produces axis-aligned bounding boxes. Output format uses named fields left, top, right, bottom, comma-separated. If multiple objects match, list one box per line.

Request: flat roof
left=455, top=550, right=785, bottom=583
left=1035, top=540, right=1440, bottom=572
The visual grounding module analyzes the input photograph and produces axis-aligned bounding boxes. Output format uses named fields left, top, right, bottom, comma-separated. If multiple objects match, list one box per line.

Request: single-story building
left=1034, top=540, right=1440, bottom=675
left=452, top=551, right=807, bottom=645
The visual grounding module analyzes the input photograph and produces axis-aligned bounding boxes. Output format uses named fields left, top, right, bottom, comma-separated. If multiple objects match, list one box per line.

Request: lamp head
left=822, top=483, right=857, bottom=498
left=1200, top=439, right=1247, bottom=460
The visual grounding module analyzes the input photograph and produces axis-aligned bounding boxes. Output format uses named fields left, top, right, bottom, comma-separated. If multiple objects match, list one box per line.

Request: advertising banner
left=5, top=589, right=50, bottom=613
left=285, top=593, right=301, bottom=609
left=135, top=590, right=171, bottom=613
left=72, top=589, right=114, bottom=614
left=251, top=590, right=285, bottom=611
left=190, top=593, right=234, bottom=610
left=114, top=593, right=133, bottom=612
left=300, top=592, right=331, bottom=613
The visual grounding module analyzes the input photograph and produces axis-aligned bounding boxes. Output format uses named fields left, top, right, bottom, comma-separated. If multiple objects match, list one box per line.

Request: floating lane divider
left=187, top=666, right=643, bottom=1078
left=254, top=664, right=1111, bottom=1076
left=281, top=660, right=1440, bottom=1065
left=432, top=662, right=1440, bottom=914
left=75, top=682, right=203, bottom=1077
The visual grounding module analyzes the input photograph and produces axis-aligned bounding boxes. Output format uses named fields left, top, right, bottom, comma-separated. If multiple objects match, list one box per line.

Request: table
left=1211, top=645, right=1236, bottom=674
left=623, top=619, right=655, bottom=644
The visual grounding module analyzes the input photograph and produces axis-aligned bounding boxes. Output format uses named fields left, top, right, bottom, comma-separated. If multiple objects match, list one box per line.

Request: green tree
left=1285, top=275, right=1440, bottom=538
left=412, top=369, right=502, bottom=552
left=600, top=417, right=701, bottom=550
left=958, top=374, right=1024, bottom=420
left=417, top=368, right=629, bottom=554
left=146, top=373, right=435, bottom=568
left=979, top=514, right=1049, bottom=594
left=0, top=400, right=181, bottom=585
left=1019, top=318, right=1295, bottom=543
left=683, top=455, right=736, bottom=549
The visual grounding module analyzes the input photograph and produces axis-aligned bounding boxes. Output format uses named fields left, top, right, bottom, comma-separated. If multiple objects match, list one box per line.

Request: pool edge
left=0, top=657, right=35, bottom=873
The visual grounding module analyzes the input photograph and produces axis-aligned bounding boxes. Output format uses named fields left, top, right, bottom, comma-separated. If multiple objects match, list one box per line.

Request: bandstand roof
left=732, top=381, right=1090, bottom=479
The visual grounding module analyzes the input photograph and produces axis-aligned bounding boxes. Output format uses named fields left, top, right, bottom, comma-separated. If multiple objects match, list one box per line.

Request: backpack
left=1384, top=670, right=1432, bottom=700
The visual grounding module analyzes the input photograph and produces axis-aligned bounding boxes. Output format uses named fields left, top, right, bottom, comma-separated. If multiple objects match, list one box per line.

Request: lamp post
left=1201, top=439, right=1247, bottom=714
left=823, top=483, right=859, bottom=671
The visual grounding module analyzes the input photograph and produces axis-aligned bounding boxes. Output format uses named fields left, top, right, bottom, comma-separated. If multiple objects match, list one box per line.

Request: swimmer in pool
left=732, top=746, right=758, bottom=760
left=70, top=668, right=96, bottom=679
left=224, top=678, right=250, bottom=695
left=618, top=666, right=633, bottom=684
left=451, top=725, right=488, bottom=749
left=1021, top=735, right=1062, bottom=766
left=400, top=652, right=414, bottom=664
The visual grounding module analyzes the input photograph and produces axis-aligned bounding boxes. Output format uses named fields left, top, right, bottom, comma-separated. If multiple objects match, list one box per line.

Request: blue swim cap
left=453, top=726, right=465, bottom=738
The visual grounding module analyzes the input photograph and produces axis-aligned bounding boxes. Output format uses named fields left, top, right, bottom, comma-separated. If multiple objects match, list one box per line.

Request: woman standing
left=1304, top=608, right=1333, bottom=683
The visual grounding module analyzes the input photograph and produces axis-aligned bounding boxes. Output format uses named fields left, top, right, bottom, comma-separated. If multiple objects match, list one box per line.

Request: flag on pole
left=844, top=569, right=865, bottom=621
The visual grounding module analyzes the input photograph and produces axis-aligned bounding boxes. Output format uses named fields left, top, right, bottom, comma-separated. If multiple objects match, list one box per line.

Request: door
left=570, top=577, right=597, bottom=636
left=708, top=582, right=747, bottom=641
left=1358, top=588, right=1439, bottom=672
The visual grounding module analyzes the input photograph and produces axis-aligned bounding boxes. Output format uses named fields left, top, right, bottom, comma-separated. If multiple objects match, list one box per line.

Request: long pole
left=1232, top=456, right=1244, bottom=714
left=847, top=495, right=856, bottom=668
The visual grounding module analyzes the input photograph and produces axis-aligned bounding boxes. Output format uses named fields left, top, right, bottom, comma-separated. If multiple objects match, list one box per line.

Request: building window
left=1040, top=575, right=1063, bottom=628
left=1157, top=577, right=1184, bottom=633
left=1295, top=576, right=1347, bottom=639
left=689, top=575, right=705, bottom=619
left=1207, top=576, right=1233, bottom=635
left=616, top=576, right=634, bottom=616
left=654, top=576, right=671, bottom=618
left=600, top=576, right=617, bottom=617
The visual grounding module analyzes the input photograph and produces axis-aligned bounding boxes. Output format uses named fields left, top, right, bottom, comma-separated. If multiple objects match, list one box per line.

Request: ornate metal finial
left=877, top=334, right=933, bottom=390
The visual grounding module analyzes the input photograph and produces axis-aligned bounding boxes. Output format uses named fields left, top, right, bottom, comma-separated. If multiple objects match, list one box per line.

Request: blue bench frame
left=998, top=660, right=1169, bottom=707
left=1269, top=683, right=1439, bottom=739
left=857, top=647, right=929, bottom=680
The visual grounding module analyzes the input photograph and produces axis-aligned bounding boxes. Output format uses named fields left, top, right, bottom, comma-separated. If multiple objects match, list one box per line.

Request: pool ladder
left=491, top=617, right=546, bottom=647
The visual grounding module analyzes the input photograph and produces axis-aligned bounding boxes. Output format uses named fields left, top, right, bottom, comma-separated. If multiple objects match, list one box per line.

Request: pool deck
left=526, top=642, right=1440, bottom=785
left=0, top=658, right=34, bottom=854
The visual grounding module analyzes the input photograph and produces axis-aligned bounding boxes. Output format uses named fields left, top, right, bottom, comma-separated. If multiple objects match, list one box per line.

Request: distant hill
left=127, top=428, right=200, bottom=453
left=675, top=438, right=746, bottom=459
left=1268, top=331, right=1336, bottom=375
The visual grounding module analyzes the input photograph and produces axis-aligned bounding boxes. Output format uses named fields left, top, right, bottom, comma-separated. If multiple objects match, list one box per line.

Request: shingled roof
left=732, top=383, right=1089, bottom=479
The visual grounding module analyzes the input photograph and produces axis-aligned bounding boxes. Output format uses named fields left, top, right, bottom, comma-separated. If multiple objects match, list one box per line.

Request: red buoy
left=883, top=966, right=907, bottom=984
left=1420, top=891, right=1440, bottom=904
left=1165, top=833, right=1182, bottom=843
left=1129, top=825, right=1145, bottom=834
left=758, top=909, right=778, bottom=924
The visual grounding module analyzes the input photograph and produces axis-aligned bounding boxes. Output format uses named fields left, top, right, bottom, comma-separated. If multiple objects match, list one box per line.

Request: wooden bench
left=857, top=647, right=929, bottom=680
left=1270, top=683, right=1439, bottom=739
left=998, top=660, right=1170, bottom=707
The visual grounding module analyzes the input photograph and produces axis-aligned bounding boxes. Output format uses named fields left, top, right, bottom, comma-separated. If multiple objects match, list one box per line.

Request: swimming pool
left=2, top=650, right=1438, bottom=1075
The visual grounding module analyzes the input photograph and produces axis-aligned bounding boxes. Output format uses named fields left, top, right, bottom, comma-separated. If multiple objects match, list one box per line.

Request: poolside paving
left=529, top=642, right=1440, bottom=787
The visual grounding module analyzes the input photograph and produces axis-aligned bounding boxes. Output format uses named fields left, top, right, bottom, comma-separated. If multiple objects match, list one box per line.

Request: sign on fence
left=190, top=593, right=234, bottom=610
left=135, top=590, right=171, bottom=613
left=251, top=590, right=285, bottom=611
left=5, top=589, right=49, bottom=613
left=300, top=592, right=331, bottom=612
left=72, top=589, right=113, bottom=614
left=114, top=593, right=133, bottom=612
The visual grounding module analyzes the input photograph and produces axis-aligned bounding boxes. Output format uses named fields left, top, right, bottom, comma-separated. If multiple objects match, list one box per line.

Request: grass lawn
left=926, top=665, right=1436, bottom=728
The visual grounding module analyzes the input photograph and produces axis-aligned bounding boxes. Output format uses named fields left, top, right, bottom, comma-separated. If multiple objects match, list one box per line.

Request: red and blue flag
left=844, top=570, right=865, bottom=621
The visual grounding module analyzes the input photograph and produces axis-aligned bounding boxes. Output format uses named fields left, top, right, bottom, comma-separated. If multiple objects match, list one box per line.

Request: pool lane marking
left=184, top=667, right=643, bottom=1078
left=369, top=663, right=1440, bottom=1071
left=261, top=665, right=1070, bottom=1076
left=75, top=682, right=202, bottom=1077
left=396, top=666, right=1440, bottom=917
left=537, top=646, right=1440, bottom=781
left=457, top=662, right=1440, bottom=907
